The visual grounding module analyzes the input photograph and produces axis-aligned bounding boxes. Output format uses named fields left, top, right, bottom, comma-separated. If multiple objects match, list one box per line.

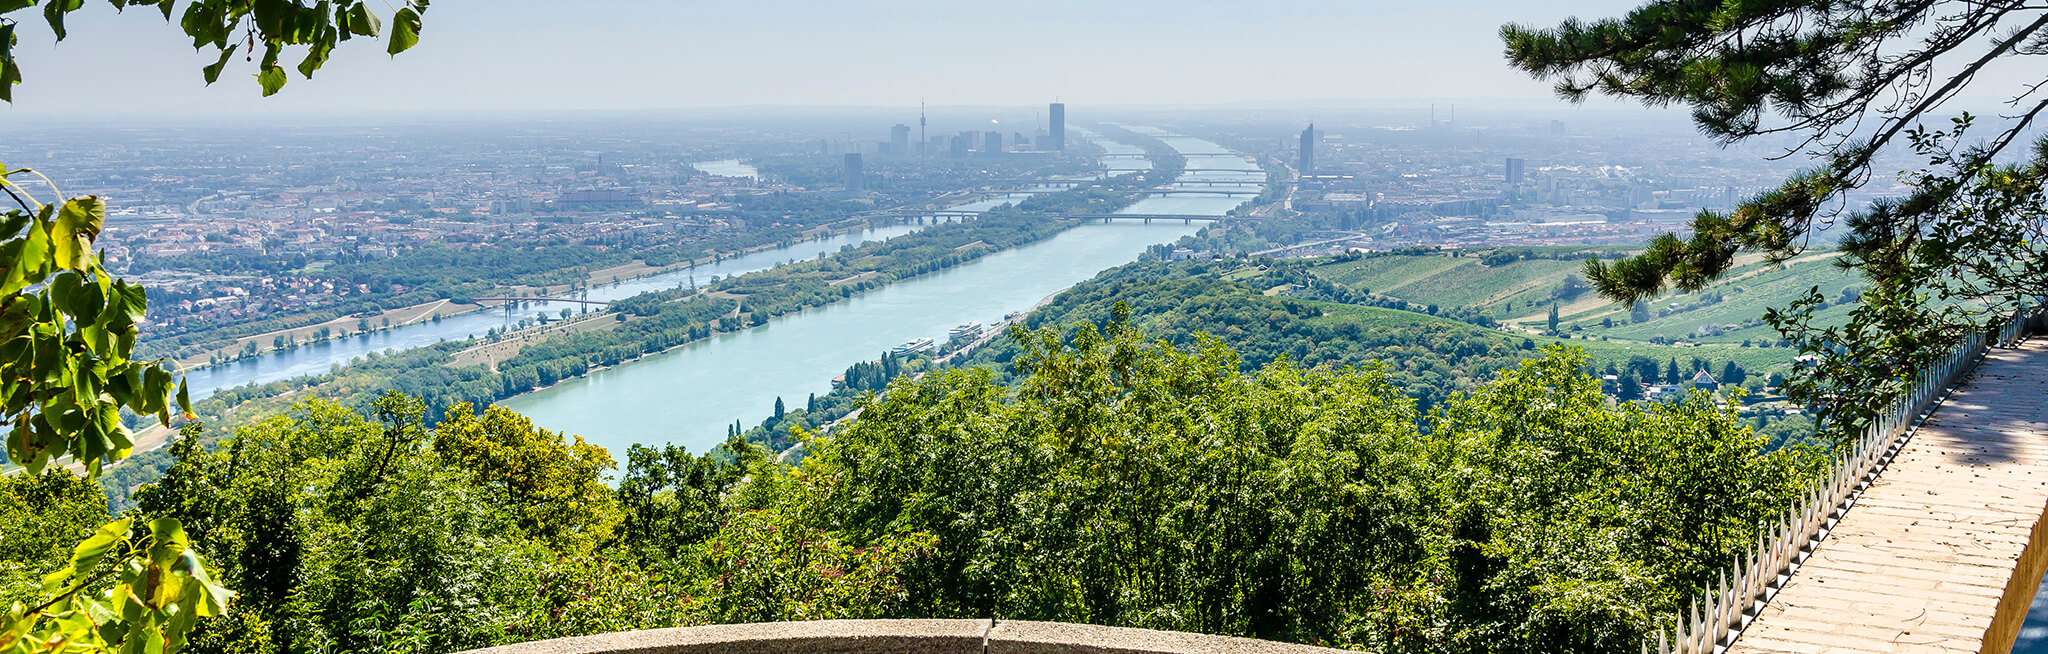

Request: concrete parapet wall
left=457, top=619, right=1354, bottom=654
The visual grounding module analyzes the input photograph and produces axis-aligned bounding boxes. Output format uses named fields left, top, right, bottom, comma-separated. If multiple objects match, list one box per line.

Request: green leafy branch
left=0, top=0, right=428, bottom=101
left=0, top=517, right=234, bottom=654
left=0, top=167, right=195, bottom=476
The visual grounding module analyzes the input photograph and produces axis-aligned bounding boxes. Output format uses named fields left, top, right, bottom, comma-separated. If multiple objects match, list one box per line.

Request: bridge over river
left=1665, top=313, right=2048, bottom=654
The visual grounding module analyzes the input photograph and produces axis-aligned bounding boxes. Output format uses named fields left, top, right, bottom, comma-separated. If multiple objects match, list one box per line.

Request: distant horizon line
left=4, top=97, right=1691, bottom=124
left=7, top=94, right=2028, bottom=128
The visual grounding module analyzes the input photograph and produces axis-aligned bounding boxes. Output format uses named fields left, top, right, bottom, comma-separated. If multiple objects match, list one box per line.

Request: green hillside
left=958, top=260, right=1799, bottom=414
left=1591, top=257, right=1859, bottom=343
left=1307, top=249, right=1858, bottom=346
left=1313, top=253, right=1596, bottom=316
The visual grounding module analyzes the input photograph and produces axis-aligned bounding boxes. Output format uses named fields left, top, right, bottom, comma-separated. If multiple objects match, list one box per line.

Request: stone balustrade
left=459, top=619, right=1352, bottom=654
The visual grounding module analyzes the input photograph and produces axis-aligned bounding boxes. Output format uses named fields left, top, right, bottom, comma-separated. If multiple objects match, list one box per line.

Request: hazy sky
left=4, top=1, right=1652, bottom=117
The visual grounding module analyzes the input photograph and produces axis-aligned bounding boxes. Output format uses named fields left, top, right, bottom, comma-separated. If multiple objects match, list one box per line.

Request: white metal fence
left=1651, top=304, right=2045, bottom=654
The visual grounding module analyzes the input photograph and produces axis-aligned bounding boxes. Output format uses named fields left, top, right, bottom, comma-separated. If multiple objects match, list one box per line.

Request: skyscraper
left=1049, top=103, right=1066, bottom=152
left=983, top=131, right=1002, bottom=155
left=1299, top=124, right=1315, bottom=176
left=891, top=124, right=911, bottom=156
left=844, top=153, right=864, bottom=193
left=1505, top=158, right=1526, bottom=185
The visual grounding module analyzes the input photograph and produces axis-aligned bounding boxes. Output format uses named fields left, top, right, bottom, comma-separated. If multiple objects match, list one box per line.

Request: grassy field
left=1310, top=302, right=1800, bottom=374
left=1592, top=257, right=1858, bottom=343
left=1312, top=255, right=1587, bottom=315
left=1308, top=249, right=1858, bottom=347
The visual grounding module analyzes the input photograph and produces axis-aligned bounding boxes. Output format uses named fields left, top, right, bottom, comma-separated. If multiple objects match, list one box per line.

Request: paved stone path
left=1732, top=339, right=2048, bottom=654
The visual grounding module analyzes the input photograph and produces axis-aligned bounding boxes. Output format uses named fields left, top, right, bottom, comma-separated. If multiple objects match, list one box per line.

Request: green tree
left=431, top=402, right=621, bottom=553
left=0, top=470, right=105, bottom=603
left=1547, top=303, right=1560, bottom=332
left=1505, top=1, right=2048, bottom=437
left=1616, top=372, right=1643, bottom=401
left=1721, top=361, right=1746, bottom=386
left=795, top=309, right=1821, bottom=652
left=134, top=396, right=549, bottom=653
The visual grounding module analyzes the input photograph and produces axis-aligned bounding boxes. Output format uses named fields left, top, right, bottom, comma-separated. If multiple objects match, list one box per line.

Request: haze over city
left=7, top=0, right=1662, bottom=116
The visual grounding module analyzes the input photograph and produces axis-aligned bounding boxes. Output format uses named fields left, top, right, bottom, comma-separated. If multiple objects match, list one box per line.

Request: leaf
left=2, top=221, right=48, bottom=295
left=175, top=378, right=191, bottom=418
left=297, top=35, right=333, bottom=79
left=202, top=45, right=237, bottom=85
left=138, top=366, right=168, bottom=415
left=0, top=208, right=31, bottom=239
left=0, top=22, right=18, bottom=104
left=348, top=3, right=380, bottom=37
left=50, top=196, right=103, bottom=271
left=387, top=7, right=420, bottom=55
left=43, top=0, right=83, bottom=41
left=110, top=279, right=147, bottom=320
left=66, top=271, right=105, bottom=324
left=257, top=65, right=288, bottom=96
left=64, top=518, right=132, bottom=582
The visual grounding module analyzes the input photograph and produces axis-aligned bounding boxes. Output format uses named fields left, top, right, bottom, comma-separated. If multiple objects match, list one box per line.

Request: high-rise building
left=1049, top=103, right=1066, bottom=152
left=1505, top=158, right=1526, bottom=185
left=844, top=153, right=864, bottom=193
left=891, top=124, right=911, bottom=156
left=949, top=135, right=970, bottom=158
left=1299, top=124, right=1315, bottom=176
left=983, top=131, right=1003, bottom=154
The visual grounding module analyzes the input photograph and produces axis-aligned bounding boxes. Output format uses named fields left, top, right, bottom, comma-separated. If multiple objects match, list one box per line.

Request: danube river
left=505, top=130, right=1256, bottom=456
left=182, top=224, right=920, bottom=399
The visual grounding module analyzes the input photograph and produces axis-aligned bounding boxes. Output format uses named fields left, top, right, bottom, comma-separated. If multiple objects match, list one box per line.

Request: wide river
left=183, top=224, right=921, bottom=399
left=505, top=130, right=1259, bottom=456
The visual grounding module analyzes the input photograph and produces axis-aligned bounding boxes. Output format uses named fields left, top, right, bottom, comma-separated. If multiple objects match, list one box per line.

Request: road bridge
left=1147, top=190, right=1259, bottom=196
left=1656, top=311, right=2048, bottom=654
left=863, top=210, right=1240, bottom=222
left=471, top=297, right=610, bottom=306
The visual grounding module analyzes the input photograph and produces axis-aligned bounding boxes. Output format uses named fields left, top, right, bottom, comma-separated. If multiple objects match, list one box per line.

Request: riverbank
left=168, top=217, right=908, bottom=373
left=505, top=219, right=1203, bottom=455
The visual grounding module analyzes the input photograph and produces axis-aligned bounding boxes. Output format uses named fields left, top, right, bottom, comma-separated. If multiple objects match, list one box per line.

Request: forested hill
left=960, top=259, right=1798, bottom=415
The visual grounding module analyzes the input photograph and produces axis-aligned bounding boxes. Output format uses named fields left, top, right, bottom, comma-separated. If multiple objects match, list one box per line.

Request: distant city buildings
left=1505, top=158, right=1526, bottom=185
left=555, top=189, right=644, bottom=209
left=1049, top=103, right=1066, bottom=152
left=1299, top=124, right=1315, bottom=176
left=891, top=124, right=911, bottom=156
left=983, top=131, right=1002, bottom=155
left=844, top=153, right=864, bottom=193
